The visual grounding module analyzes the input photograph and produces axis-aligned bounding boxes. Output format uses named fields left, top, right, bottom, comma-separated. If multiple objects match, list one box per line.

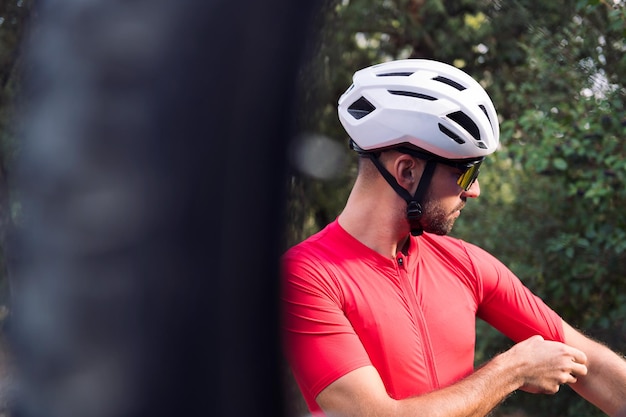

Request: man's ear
left=394, top=154, right=424, bottom=189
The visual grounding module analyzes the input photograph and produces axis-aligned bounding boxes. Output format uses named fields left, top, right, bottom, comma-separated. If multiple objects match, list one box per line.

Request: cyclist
left=282, top=59, right=626, bottom=417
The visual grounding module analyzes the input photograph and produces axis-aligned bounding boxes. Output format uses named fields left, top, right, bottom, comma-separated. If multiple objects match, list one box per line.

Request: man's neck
left=338, top=188, right=411, bottom=259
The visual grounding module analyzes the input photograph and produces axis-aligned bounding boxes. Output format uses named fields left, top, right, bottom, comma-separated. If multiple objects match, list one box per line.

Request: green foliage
left=0, top=0, right=31, bottom=171
left=0, top=0, right=33, bottom=306
left=453, top=2, right=626, bottom=415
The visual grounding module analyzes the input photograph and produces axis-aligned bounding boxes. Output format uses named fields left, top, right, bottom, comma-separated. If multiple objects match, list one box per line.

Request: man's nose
left=462, top=179, right=480, bottom=198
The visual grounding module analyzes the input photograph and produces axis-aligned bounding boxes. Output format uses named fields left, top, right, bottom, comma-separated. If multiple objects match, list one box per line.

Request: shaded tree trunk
left=9, top=1, right=320, bottom=416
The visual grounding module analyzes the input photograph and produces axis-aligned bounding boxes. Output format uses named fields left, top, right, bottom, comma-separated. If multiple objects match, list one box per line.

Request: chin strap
left=365, top=153, right=437, bottom=236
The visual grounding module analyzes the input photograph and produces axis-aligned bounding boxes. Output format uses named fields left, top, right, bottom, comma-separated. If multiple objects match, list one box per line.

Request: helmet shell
left=338, top=59, right=499, bottom=160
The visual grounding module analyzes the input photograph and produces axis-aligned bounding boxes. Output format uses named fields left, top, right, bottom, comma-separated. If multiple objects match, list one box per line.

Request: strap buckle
left=406, top=201, right=422, bottom=220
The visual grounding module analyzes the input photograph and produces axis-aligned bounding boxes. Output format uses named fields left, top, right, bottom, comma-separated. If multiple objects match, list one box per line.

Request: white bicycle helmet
left=338, top=59, right=499, bottom=160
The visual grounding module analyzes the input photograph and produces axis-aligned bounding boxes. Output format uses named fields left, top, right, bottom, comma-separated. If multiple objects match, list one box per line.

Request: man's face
left=418, top=163, right=480, bottom=235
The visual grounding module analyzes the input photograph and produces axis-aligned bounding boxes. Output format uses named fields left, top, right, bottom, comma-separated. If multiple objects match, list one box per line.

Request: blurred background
left=1, top=0, right=626, bottom=417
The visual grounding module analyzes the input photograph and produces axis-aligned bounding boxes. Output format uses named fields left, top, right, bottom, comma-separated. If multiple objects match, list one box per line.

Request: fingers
left=552, top=344, right=588, bottom=384
left=570, top=358, right=588, bottom=378
left=564, top=345, right=588, bottom=381
left=514, top=336, right=589, bottom=394
left=570, top=348, right=588, bottom=369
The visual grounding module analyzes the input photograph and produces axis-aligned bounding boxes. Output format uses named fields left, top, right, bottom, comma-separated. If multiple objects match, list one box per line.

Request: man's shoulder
left=418, top=233, right=492, bottom=264
left=284, top=221, right=343, bottom=261
left=419, top=233, right=505, bottom=274
left=419, top=232, right=470, bottom=252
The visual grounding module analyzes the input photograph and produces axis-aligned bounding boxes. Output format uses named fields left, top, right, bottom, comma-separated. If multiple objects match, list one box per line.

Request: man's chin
left=423, top=218, right=456, bottom=236
left=423, top=225, right=453, bottom=236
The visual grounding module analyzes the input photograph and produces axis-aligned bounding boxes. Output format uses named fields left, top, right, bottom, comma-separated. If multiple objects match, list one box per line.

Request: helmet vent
left=433, top=76, right=466, bottom=91
left=347, top=96, right=376, bottom=120
left=447, top=111, right=480, bottom=141
left=377, top=72, right=414, bottom=77
left=479, top=104, right=494, bottom=129
left=476, top=141, right=487, bottom=149
left=388, top=90, right=437, bottom=101
left=438, top=124, right=465, bottom=144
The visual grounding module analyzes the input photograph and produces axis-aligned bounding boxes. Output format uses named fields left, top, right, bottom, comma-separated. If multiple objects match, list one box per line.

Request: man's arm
left=563, top=321, right=626, bottom=416
left=316, top=335, right=588, bottom=417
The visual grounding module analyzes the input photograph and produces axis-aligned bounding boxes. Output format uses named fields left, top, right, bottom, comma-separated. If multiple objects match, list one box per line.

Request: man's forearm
left=394, top=353, right=523, bottom=417
left=318, top=357, right=519, bottom=417
left=569, top=340, right=626, bottom=416
left=318, top=336, right=587, bottom=417
left=563, top=321, right=626, bottom=416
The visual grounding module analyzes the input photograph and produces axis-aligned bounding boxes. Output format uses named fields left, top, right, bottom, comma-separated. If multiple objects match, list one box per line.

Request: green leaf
left=553, top=158, right=568, bottom=170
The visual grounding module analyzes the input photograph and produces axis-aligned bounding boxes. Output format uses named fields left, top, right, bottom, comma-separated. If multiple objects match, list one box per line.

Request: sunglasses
left=452, top=160, right=482, bottom=191
left=396, top=146, right=484, bottom=191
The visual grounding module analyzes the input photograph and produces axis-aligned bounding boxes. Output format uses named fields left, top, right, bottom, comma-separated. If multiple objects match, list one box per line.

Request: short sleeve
left=465, top=242, right=565, bottom=343
left=281, top=251, right=372, bottom=410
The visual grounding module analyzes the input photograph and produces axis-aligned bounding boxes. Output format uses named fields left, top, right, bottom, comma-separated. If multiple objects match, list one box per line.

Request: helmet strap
left=407, top=160, right=436, bottom=236
left=365, top=153, right=437, bottom=236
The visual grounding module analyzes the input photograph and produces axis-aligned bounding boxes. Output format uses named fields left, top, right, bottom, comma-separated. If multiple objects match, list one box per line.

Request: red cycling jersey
left=282, top=219, right=564, bottom=414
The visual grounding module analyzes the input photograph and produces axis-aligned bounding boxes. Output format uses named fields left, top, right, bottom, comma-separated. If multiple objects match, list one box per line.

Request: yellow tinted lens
left=457, top=164, right=480, bottom=191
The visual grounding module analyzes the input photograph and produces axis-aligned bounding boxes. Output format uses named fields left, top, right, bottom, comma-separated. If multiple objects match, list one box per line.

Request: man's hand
left=502, top=335, right=588, bottom=394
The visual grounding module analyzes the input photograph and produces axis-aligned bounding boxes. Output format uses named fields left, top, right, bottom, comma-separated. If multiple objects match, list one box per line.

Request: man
left=282, top=59, right=626, bottom=417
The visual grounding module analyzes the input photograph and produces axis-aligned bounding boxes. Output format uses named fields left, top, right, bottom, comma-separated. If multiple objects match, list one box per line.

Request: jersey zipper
left=396, top=254, right=439, bottom=390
